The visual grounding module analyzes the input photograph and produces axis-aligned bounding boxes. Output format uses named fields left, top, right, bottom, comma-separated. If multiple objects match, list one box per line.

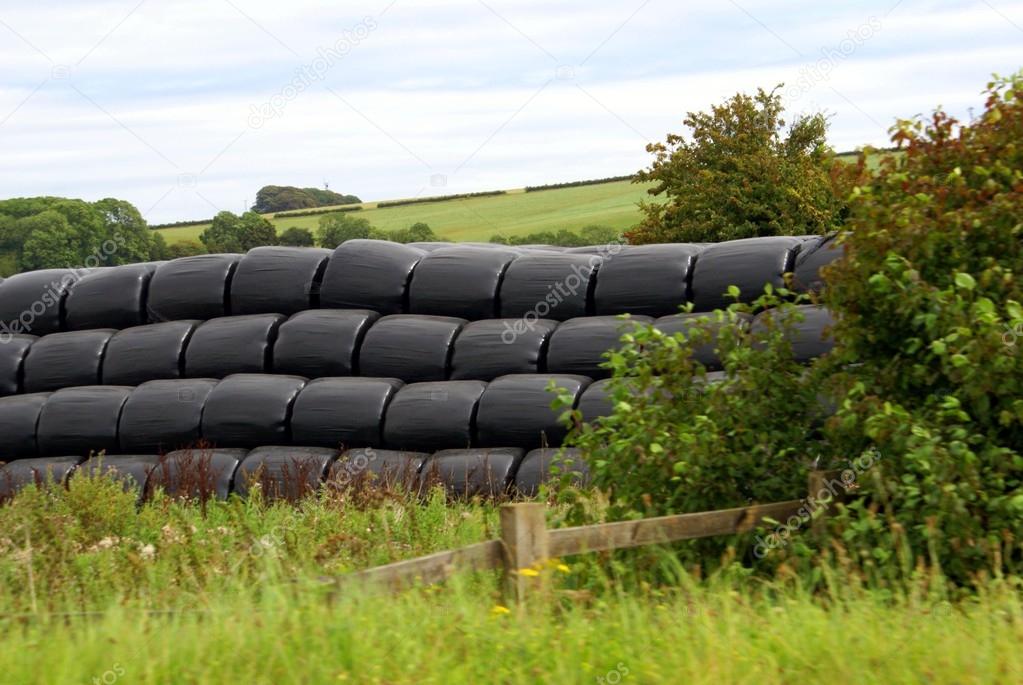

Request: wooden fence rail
left=331, top=470, right=841, bottom=602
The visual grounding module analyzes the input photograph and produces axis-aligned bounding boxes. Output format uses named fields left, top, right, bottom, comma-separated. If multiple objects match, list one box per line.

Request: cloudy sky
left=1, top=0, right=1021, bottom=223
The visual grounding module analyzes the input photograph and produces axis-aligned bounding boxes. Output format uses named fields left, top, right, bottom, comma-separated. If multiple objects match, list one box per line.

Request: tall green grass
left=0, top=473, right=1019, bottom=684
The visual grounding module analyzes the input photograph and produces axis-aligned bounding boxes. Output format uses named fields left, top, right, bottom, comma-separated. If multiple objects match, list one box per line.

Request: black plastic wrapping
left=118, top=379, right=219, bottom=454
left=498, top=252, right=599, bottom=321
left=409, top=246, right=519, bottom=320
left=36, top=386, right=133, bottom=456
left=200, top=374, right=307, bottom=447
left=513, top=448, right=589, bottom=496
left=22, top=329, right=115, bottom=392
left=546, top=315, right=654, bottom=378
left=328, top=447, right=428, bottom=490
left=690, top=237, right=802, bottom=311
left=751, top=305, right=835, bottom=362
left=102, top=320, right=199, bottom=386
left=272, top=309, right=379, bottom=377
left=576, top=378, right=614, bottom=423
left=449, top=318, right=559, bottom=381
left=146, top=254, right=241, bottom=322
left=290, top=377, right=403, bottom=449
left=404, top=242, right=448, bottom=253
left=230, top=246, right=332, bottom=316
left=0, top=393, right=51, bottom=459
left=382, top=380, right=487, bottom=452
left=64, top=263, right=158, bottom=330
left=420, top=447, right=524, bottom=498
left=594, top=244, right=702, bottom=316
left=0, top=268, right=79, bottom=336
left=319, top=239, right=425, bottom=315
left=0, top=334, right=36, bottom=396
left=476, top=374, right=590, bottom=449
left=149, top=447, right=248, bottom=501
left=653, top=312, right=753, bottom=370
left=184, top=314, right=286, bottom=378
left=0, top=456, right=83, bottom=500
left=792, top=234, right=843, bottom=293
left=77, top=455, right=161, bottom=498
left=233, top=445, right=339, bottom=500
left=358, top=315, right=466, bottom=382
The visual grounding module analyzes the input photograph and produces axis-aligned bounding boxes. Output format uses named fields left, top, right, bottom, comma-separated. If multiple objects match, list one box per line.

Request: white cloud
left=0, top=0, right=1021, bottom=221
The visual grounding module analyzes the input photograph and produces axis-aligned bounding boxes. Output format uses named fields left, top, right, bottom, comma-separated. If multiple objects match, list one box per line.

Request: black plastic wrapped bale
left=36, top=386, right=133, bottom=457
left=0, top=334, right=36, bottom=396
left=420, top=447, right=524, bottom=498
left=382, top=380, right=487, bottom=452
left=147, top=254, right=241, bottom=322
left=64, top=263, right=158, bottom=330
left=118, top=379, right=218, bottom=453
left=690, top=237, right=802, bottom=311
left=653, top=312, right=753, bottom=370
left=546, top=315, right=654, bottom=378
left=290, top=377, right=403, bottom=449
left=792, top=234, right=843, bottom=293
left=358, top=315, right=466, bottom=382
left=405, top=242, right=448, bottom=253
left=751, top=305, right=835, bottom=362
left=514, top=448, right=589, bottom=496
left=230, top=246, right=332, bottom=316
left=77, top=455, right=161, bottom=498
left=102, top=320, right=199, bottom=386
left=476, top=374, right=591, bottom=449
left=577, top=378, right=614, bottom=423
left=201, top=374, right=306, bottom=447
left=498, top=253, right=600, bottom=321
left=0, top=268, right=79, bottom=336
left=319, top=240, right=425, bottom=315
left=328, top=447, right=428, bottom=490
left=148, top=448, right=248, bottom=501
left=449, top=318, right=558, bottom=381
left=594, top=244, right=703, bottom=317
left=233, top=446, right=339, bottom=500
left=22, top=329, right=115, bottom=392
left=0, top=393, right=51, bottom=459
left=0, top=457, right=83, bottom=501
left=184, top=314, right=286, bottom=378
left=408, top=246, right=519, bottom=320
left=273, top=310, right=379, bottom=377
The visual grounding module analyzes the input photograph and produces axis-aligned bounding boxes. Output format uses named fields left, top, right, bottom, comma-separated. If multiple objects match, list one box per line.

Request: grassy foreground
left=156, top=180, right=653, bottom=244
left=0, top=475, right=1019, bottom=684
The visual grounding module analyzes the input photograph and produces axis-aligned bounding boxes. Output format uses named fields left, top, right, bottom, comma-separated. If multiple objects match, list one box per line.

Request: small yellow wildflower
left=517, top=567, right=540, bottom=577
left=491, top=605, right=511, bottom=615
left=556, top=563, right=570, bottom=574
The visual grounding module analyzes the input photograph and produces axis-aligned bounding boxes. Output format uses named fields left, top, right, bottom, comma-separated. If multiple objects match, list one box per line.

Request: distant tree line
left=489, top=225, right=620, bottom=247
left=0, top=197, right=164, bottom=276
left=252, top=185, right=360, bottom=213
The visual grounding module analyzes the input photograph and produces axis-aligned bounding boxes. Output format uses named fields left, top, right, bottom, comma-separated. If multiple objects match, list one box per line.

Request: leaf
left=954, top=273, right=976, bottom=290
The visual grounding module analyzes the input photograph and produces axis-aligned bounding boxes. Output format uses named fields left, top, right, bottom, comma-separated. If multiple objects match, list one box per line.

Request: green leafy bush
left=200, top=211, right=277, bottom=252
left=555, top=296, right=824, bottom=566
left=278, top=226, right=315, bottom=247
left=560, top=72, right=1023, bottom=585
left=819, top=72, right=1023, bottom=583
left=629, top=86, right=855, bottom=244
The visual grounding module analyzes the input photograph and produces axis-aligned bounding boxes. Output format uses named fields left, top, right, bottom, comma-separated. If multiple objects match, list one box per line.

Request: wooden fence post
left=499, top=502, right=549, bottom=604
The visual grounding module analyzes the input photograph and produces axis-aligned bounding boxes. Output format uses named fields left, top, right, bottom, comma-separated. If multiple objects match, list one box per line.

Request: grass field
left=156, top=180, right=654, bottom=245
left=1, top=475, right=1019, bottom=684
